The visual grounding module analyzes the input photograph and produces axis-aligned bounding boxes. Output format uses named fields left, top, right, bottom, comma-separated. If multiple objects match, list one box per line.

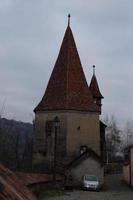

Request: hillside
left=0, top=118, right=33, bottom=171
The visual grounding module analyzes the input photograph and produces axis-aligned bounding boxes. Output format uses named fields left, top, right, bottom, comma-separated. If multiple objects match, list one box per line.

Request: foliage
left=103, top=115, right=133, bottom=162
left=0, top=117, right=33, bottom=171
left=122, top=121, right=133, bottom=149
left=104, top=115, right=122, bottom=162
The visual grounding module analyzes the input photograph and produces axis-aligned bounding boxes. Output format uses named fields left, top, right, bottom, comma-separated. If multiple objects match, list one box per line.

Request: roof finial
left=93, top=65, right=95, bottom=75
left=68, top=14, right=71, bottom=26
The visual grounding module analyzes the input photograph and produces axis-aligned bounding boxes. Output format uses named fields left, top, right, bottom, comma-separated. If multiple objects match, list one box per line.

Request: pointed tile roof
left=89, top=66, right=103, bottom=99
left=34, top=20, right=99, bottom=113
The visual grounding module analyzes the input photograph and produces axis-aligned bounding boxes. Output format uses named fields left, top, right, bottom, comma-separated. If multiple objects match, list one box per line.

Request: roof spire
left=90, top=65, right=104, bottom=99
left=34, top=19, right=100, bottom=113
left=68, top=14, right=71, bottom=26
left=93, top=65, right=95, bottom=75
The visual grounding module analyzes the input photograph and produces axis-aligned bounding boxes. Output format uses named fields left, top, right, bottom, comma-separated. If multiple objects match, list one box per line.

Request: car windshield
left=84, top=175, right=98, bottom=181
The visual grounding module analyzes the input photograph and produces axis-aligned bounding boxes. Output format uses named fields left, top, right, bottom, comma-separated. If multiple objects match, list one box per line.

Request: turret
left=89, top=65, right=104, bottom=114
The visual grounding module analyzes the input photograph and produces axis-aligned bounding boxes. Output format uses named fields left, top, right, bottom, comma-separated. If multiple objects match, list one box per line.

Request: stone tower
left=33, top=16, right=103, bottom=168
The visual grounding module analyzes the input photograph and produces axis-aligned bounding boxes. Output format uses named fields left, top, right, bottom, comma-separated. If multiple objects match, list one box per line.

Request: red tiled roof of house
left=16, top=172, right=63, bottom=186
left=65, top=148, right=104, bottom=169
left=0, top=164, right=37, bottom=200
left=89, top=66, right=103, bottom=99
left=34, top=21, right=99, bottom=113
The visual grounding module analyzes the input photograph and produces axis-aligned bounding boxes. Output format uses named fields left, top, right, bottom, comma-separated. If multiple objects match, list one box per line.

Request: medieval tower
left=33, top=16, right=103, bottom=169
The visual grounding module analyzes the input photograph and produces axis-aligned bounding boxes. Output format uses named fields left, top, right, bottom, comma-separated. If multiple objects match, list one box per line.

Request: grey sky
left=0, top=0, right=133, bottom=126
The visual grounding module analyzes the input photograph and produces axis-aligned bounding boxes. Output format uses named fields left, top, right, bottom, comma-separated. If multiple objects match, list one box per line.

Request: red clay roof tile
left=34, top=24, right=99, bottom=113
left=0, top=164, right=37, bottom=200
left=90, top=73, right=103, bottom=99
left=15, top=172, right=63, bottom=186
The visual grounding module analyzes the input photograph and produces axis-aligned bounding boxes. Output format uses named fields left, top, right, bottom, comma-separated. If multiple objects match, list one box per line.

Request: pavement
left=41, top=174, right=133, bottom=200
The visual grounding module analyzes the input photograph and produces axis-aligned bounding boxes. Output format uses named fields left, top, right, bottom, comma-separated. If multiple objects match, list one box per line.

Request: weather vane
left=93, top=65, right=95, bottom=75
left=68, top=14, right=71, bottom=26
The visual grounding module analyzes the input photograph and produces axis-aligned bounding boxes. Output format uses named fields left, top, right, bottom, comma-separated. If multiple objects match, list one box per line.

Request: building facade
left=33, top=16, right=104, bottom=171
left=67, top=149, right=104, bottom=186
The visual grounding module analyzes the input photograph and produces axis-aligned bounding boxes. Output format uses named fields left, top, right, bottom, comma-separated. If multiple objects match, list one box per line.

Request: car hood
left=84, top=181, right=99, bottom=185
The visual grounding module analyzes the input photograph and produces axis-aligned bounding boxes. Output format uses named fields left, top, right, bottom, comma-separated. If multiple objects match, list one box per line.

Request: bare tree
left=122, top=121, right=133, bottom=148
left=104, top=115, right=121, bottom=162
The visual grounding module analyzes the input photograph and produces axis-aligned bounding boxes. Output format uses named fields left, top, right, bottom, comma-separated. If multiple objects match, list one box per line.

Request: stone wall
left=66, top=112, right=100, bottom=156
left=33, top=111, right=67, bottom=168
left=33, top=110, right=100, bottom=168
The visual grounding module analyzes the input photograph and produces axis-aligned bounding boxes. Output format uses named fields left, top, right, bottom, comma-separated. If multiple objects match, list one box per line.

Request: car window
left=84, top=175, right=98, bottom=181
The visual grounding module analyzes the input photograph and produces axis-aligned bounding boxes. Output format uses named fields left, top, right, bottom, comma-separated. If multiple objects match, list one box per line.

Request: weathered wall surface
left=66, top=112, right=100, bottom=156
left=70, top=157, right=104, bottom=186
left=33, top=111, right=100, bottom=165
left=33, top=111, right=67, bottom=161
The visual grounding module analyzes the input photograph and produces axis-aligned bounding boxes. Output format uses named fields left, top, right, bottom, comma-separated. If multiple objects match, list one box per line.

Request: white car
left=82, top=175, right=100, bottom=191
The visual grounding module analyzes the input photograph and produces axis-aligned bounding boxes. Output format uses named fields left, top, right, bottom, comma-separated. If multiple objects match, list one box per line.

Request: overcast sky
left=0, top=0, right=133, bottom=127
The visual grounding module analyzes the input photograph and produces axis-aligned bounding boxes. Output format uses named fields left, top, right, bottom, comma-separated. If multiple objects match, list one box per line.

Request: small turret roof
left=89, top=66, right=103, bottom=99
left=34, top=18, right=99, bottom=113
